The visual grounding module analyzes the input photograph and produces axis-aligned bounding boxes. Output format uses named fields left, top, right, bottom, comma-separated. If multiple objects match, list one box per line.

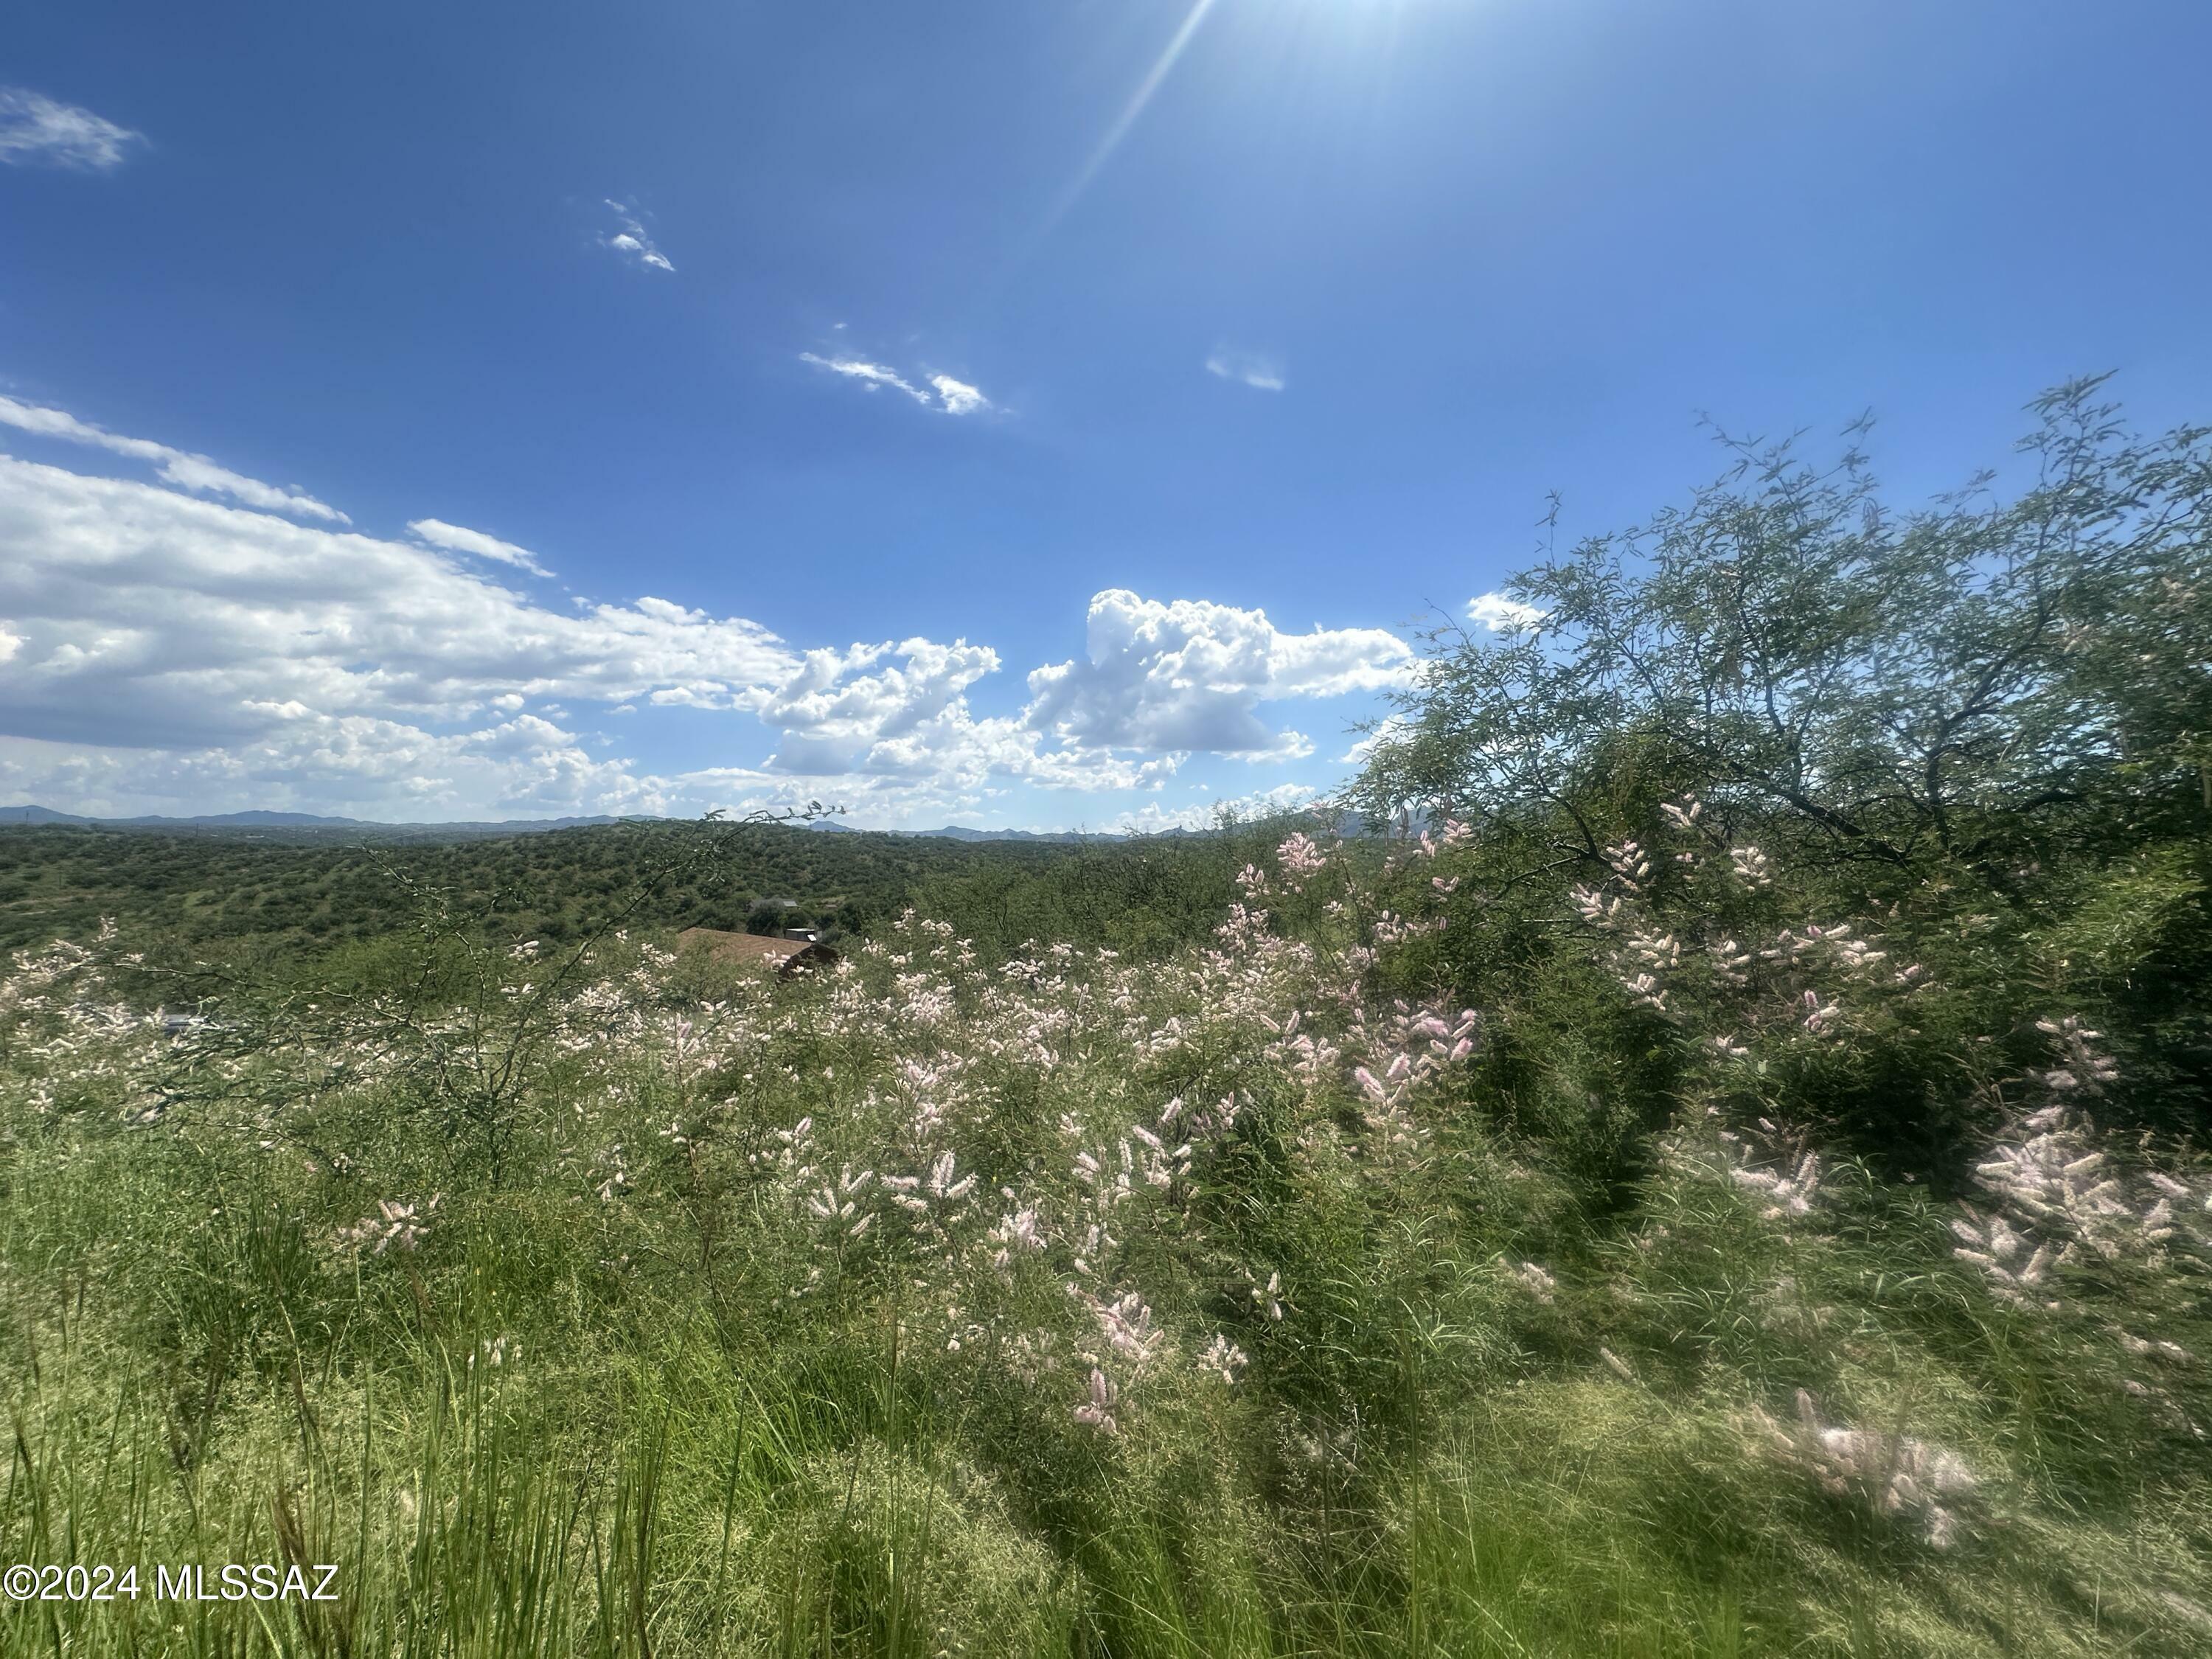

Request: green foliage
left=904, top=822, right=1290, bottom=962
left=4, top=384, right=2211, bottom=1656
left=4, top=866, right=2208, bottom=1655
left=1358, top=380, right=2212, bottom=876
left=1354, top=381, right=2212, bottom=1155
left=0, top=818, right=1115, bottom=963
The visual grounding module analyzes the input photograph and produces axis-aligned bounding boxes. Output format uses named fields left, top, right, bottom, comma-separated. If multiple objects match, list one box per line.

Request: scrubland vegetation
left=0, top=818, right=1094, bottom=958
left=0, top=813, right=1262, bottom=966
left=4, top=383, right=2210, bottom=1655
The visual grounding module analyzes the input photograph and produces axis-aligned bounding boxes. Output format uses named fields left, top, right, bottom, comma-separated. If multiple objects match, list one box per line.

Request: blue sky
left=2, top=0, right=2208, bottom=827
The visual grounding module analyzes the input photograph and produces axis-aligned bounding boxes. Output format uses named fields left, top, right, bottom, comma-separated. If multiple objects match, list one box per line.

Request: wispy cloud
left=407, top=518, right=553, bottom=579
left=1205, top=348, right=1285, bottom=393
left=0, top=87, right=142, bottom=170
left=801, top=354, right=930, bottom=404
left=801, top=354, right=995, bottom=416
left=0, top=394, right=347, bottom=522
left=1467, top=591, right=1548, bottom=634
left=930, top=374, right=992, bottom=416
left=601, top=200, right=674, bottom=272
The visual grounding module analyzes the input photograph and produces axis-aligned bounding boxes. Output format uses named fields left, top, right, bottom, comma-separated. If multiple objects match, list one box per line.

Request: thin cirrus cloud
left=0, top=86, right=142, bottom=170
left=0, top=394, right=348, bottom=523
left=1204, top=347, right=1286, bottom=392
left=601, top=200, right=675, bottom=272
left=800, top=353, right=995, bottom=417
left=407, top=518, right=554, bottom=580
left=799, top=353, right=928, bottom=405
left=0, top=396, right=1402, bottom=824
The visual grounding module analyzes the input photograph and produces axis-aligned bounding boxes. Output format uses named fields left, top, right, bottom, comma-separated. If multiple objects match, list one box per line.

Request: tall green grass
left=2, top=874, right=2208, bottom=1656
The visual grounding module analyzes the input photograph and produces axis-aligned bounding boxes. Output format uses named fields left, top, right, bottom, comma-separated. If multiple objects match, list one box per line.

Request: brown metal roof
left=675, top=928, right=843, bottom=977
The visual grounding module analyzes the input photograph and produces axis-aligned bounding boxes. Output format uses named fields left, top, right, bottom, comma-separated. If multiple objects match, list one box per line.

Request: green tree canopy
left=1353, top=379, right=2212, bottom=891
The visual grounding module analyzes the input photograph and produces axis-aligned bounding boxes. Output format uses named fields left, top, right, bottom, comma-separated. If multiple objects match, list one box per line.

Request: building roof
left=675, top=928, right=842, bottom=977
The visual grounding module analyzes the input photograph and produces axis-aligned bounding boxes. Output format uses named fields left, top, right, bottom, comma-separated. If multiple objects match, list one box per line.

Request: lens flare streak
left=1040, top=0, right=1222, bottom=240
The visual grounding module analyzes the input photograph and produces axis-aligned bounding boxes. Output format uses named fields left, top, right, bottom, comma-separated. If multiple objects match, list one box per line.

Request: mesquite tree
left=1354, top=378, right=2211, bottom=890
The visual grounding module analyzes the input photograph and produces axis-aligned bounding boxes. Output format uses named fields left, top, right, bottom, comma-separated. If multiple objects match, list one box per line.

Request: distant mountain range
left=807, top=821, right=1135, bottom=843
left=0, top=805, right=623, bottom=835
left=0, top=806, right=1317, bottom=843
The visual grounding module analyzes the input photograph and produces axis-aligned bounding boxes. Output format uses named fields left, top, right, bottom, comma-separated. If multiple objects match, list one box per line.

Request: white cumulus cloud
left=0, top=400, right=1405, bottom=826
left=744, top=638, right=1178, bottom=799
left=1467, top=591, right=1548, bottom=634
left=0, top=434, right=1117, bottom=821
left=0, top=87, right=142, bottom=170
left=1342, top=714, right=1411, bottom=765
left=0, top=451, right=793, bottom=757
left=930, top=374, right=991, bottom=416
left=0, top=712, right=668, bottom=823
left=1024, top=590, right=1411, bottom=757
